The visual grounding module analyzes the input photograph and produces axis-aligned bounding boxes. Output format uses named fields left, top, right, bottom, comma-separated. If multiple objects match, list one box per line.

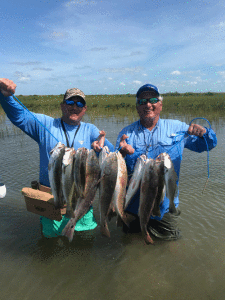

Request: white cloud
left=133, top=80, right=142, bottom=85
left=185, top=81, right=198, bottom=85
left=168, top=80, right=179, bottom=85
left=119, top=82, right=126, bottom=86
left=171, top=70, right=181, bottom=75
left=218, top=71, right=225, bottom=78
left=101, top=67, right=143, bottom=74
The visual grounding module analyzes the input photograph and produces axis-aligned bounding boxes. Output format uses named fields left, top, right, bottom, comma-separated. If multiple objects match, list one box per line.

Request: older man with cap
left=116, top=83, right=217, bottom=240
left=0, top=78, right=114, bottom=238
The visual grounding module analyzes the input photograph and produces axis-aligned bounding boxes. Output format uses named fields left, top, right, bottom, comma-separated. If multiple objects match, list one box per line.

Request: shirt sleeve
left=0, top=93, right=48, bottom=144
left=184, top=127, right=217, bottom=152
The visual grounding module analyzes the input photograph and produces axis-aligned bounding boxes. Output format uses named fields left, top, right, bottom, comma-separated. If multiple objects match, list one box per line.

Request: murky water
left=0, top=113, right=224, bottom=300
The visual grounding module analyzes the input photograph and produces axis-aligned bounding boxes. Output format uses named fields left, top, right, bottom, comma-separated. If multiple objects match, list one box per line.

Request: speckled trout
left=48, top=142, right=66, bottom=209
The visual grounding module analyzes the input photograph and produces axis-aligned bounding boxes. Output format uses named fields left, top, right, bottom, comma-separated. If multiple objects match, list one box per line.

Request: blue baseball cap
left=136, top=84, right=160, bottom=98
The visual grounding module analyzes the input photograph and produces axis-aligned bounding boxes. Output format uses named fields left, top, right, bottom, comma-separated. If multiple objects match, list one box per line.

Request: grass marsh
left=0, top=92, right=224, bottom=124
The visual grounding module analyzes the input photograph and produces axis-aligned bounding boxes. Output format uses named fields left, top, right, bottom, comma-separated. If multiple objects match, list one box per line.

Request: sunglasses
left=64, top=99, right=85, bottom=107
left=137, top=98, right=160, bottom=105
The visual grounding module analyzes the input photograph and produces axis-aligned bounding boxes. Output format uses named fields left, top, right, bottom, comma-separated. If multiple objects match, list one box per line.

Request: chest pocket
left=157, top=135, right=184, bottom=160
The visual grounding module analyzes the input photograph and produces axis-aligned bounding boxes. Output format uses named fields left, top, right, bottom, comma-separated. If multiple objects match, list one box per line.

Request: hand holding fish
left=0, top=78, right=17, bottom=97
left=188, top=124, right=206, bottom=138
left=92, top=130, right=106, bottom=152
left=119, top=134, right=135, bottom=157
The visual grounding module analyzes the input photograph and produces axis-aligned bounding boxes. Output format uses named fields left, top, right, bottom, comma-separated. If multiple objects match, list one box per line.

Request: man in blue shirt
left=0, top=78, right=114, bottom=238
left=116, top=84, right=217, bottom=240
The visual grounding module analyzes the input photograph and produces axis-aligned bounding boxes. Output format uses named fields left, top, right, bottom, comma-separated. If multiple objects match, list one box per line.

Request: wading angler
left=0, top=78, right=114, bottom=238
left=117, top=83, right=217, bottom=242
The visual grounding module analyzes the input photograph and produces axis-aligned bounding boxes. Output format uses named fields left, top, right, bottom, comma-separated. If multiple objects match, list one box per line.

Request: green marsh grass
left=0, top=92, right=224, bottom=122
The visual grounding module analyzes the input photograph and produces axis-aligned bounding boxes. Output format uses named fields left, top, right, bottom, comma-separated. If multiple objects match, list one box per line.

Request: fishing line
left=11, top=94, right=59, bottom=143
left=99, top=146, right=110, bottom=154
left=115, top=146, right=122, bottom=153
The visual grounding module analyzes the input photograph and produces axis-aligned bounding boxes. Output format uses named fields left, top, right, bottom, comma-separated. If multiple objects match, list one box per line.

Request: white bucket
left=0, top=184, right=6, bottom=198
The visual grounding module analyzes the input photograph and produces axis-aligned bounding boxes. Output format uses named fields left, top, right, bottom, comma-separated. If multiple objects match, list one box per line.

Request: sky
left=1, top=0, right=225, bottom=95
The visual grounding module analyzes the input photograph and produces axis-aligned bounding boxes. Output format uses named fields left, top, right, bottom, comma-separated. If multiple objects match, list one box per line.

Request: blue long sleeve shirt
left=116, top=118, right=217, bottom=220
left=0, top=93, right=115, bottom=187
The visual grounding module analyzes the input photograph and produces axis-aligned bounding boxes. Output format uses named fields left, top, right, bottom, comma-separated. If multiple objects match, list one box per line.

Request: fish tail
left=121, top=213, right=136, bottom=227
left=100, top=222, right=111, bottom=238
left=61, top=219, right=76, bottom=242
left=143, top=232, right=154, bottom=245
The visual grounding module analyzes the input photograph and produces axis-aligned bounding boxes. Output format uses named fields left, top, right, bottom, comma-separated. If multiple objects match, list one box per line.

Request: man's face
left=60, top=96, right=87, bottom=125
left=136, top=91, right=162, bottom=121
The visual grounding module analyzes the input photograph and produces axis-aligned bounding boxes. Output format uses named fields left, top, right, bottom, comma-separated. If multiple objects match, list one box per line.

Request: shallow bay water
left=0, top=112, right=224, bottom=300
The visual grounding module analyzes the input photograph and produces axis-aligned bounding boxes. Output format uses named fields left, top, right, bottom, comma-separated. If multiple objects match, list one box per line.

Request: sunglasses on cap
left=64, top=99, right=85, bottom=107
left=137, top=98, right=160, bottom=105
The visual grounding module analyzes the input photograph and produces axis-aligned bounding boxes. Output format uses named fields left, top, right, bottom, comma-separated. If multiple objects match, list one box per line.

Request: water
left=0, top=113, right=224, bottom=300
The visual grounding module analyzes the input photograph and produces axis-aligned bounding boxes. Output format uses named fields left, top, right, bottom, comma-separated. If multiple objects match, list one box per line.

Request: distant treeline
left=1, top=92, right=224, bottom=117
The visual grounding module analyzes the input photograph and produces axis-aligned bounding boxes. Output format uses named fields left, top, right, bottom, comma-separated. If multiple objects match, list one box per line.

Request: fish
left=152, top=154, right=166, bottom=217
left=74, top=147, right=89, bottom=198
left=99, top=146, right=110, bottom=170
left=139, top=158, right=159, bottom=245
left=112, top=151, right=132, bottom=227
left=61, top=147, right=76, bottom=218
left=99, top=152, right=118, bottom=237
left=124, top=154, right=146, bottom=211
left=160, top=153, right=178, bottom=214
left=83, top=149, right=101, bottom=197
left=61, top=182, right=98, bottom=242
left=48, top=142, right=66, bottom=209
left=61, top=149, right=101, bottom=242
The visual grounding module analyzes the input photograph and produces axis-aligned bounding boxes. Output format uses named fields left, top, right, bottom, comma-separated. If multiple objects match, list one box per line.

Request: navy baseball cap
left=136, top=84, right=160, bottom=98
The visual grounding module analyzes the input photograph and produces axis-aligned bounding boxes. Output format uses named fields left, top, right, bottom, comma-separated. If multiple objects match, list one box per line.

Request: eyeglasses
left=137, top=98, right=160, bottom=105
left=64, top=99, right=85, bottom=107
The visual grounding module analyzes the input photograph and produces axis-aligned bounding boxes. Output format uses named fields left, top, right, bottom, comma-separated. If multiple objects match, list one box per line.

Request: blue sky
left=1, top=0, right=225, bottom=95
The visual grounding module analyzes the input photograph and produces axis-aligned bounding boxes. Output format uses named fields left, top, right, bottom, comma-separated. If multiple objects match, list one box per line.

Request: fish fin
left=61, top=219, right=76, bottom=242
left=100, top=223, right=111, bottom=238
left=144, top=232, right=154, bottom=245
left=122, top=213, right=136, bottom=227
